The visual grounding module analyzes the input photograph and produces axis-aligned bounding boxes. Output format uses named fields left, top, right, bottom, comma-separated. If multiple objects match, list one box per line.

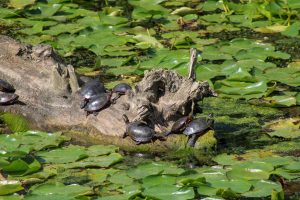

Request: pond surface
left=0, top=0, right=300, bottom=199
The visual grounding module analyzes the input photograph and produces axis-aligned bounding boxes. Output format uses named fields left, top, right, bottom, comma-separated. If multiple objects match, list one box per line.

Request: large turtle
left=79, top=78, right=106, bottom=109
left=0, top=79, right=15, bottom=93
left=183, top=113, right=214, bottom=147
left=84, top=92, right=111, bottom=116
left=0, top=93, right=19, bottom=105
left=122, top=114, right=165, bottom=145
left=165, top=115, right=193, bottom=136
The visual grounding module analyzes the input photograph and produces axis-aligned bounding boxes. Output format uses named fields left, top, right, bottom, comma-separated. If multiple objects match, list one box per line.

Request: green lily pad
left=127, top=162, right=184, bottom=179
left=284, top=161, right=300, bottom=172
left=2, top=158, right=41, bottom=176
left=108, top=171, right=134, bottom=185
left=242, top=180, right=282, bottom=198
left=208, top=179, right=252, bottom=194
left=61, top=153, right=123, bottom=168
left=215, top=80, right=268, bottom=99
left=227, top=161, right=273, bottom=180
left=142, top=175, right=177, bottom=188
left=0, top=113, right=29, bottom=132
left=36, top=145, right=87, bottom=164
left=143, top=184, right=194, bottom=200
left=0, top=180, right=24, bottom=195
left=86, top=145, right=118, bottom=157
left=29, top=182, right=92, bottom=197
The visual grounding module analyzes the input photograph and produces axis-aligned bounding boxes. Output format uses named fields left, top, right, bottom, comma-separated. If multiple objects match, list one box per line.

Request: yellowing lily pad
left=263, top=118, right=300, bottom=139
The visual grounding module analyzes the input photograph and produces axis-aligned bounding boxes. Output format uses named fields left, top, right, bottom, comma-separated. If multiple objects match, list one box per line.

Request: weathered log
left=0, top=35, right=216, bottom=152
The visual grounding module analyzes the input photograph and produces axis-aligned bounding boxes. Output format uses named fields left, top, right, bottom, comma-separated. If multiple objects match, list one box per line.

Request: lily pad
left=227, top=161, right=273, bottom=180
left=36, top=145, right=87, bottom=164
left=9, top=0, right=35, bottom=9
left=263, top=118, right=300, bottom=139
left=242, top=180, right=282, bottom=198
left=143, top=184, right=194, bottom=200
left=0, top=180, right=24, bottom=195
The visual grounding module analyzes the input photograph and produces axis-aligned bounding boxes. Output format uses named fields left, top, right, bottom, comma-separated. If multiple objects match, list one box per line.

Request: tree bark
left=0, top=35, right=216, bottom=152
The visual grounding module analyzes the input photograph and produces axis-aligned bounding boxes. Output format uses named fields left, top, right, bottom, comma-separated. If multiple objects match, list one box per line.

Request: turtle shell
left=84, top=93, right=111, bottom=113
left=126, top=122, right=155, bottom=143
left=0, top=79, right=15, bottom=93
left=79, top=78, right=106, bottom=99
left=0, top=93, right=18, bottom=105
left=112, top=83, right=132, bottom=94
left=183, top=117, right=214, bottom=136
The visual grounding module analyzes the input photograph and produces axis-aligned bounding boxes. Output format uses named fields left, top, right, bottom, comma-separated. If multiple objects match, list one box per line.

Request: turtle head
left=122, top=114, right=130, bottom=124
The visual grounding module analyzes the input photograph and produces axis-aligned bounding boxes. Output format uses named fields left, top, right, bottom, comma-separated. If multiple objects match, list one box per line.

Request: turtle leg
left=93, top=111, right=99, bottom=116
left=156, top=135, right=166, bottom=141
left=135, top=141, right=142, bottom=145
left=80, top=99, right=88, bottom=109
left=122, top=132, right=128, bottom=138
left=187, top=134, right=197, bottom=147
left=86, top=111, right=90, bottom=117
left=164, top=131, right=172, bottom=137
left=111, top=93, right=121, bottom=104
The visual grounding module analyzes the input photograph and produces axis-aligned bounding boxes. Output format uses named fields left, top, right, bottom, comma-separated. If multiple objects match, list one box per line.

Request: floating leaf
left=127, top=162, right=184, bottom=179
left=209, top=179, right=252, bottom=194
left=61, top=153, right=123, bottom=168
left=0, top=113, right=29, bottom=132
left=86, top=145, right=118, bottom=157
left=28, top=182, right=92, bottom=197
left=36, top=145, right=87, bottom=164
left=143, top=184, right=194, bottom=200
left=263, top=118, right=300, bottom=139
left=0, top=180, right=24, bottom=195
left=171, top=7, right=197, bottom=16
left=227, top=161, right=273, bottom=180
left=9, top=0, right=35, bottom=9
left=242, top=180, right=282, bottom=198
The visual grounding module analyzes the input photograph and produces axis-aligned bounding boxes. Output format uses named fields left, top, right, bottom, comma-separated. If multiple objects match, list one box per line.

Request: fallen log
left=0, top=35, right=216, bottom=152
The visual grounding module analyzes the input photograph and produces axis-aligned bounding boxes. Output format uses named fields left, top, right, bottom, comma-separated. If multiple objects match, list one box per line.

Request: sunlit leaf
left=36, top=145, right=87, bottom=164
left=263, top=118, right=300, bottom=139
left=242, top=180, right=282, bottom=198
left=9, top=0, right=35, bottom=9
left=143, top=184, right=194, bottom=200
left=0, top=180, right=24, bottom=195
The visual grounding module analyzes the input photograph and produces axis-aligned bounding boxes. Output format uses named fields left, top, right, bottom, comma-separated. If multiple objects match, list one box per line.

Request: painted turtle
left=0, top=79, right=15, bottom=93
left=84, top=92, right=111, bottom=116
left=79, top=78, right=106, bottom=109
left=111, top=83, right=132, bottom=103
left=0, top=93, right=19, bottom=105
left=183, top=113, right=214, bottom=147
left=165, top=115, right=193, bottom=136
left=122, top=114, right=164, bottom=145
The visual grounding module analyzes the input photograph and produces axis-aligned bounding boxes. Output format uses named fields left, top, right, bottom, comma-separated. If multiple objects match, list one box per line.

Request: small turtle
left=0, top=79, right=15, bottom=93
left=111, top=83, right=132, bottom=103
left=0, top=93, right=19, bottom=105
left=165, top=115, right=193, bottom=136
left=79, top=78, right=106, bottom=109
left=183, top=113, right=214, bottom=147
left=122, top=114, right=165, bottom=145
left=84, top=92, right=111, bottom=116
